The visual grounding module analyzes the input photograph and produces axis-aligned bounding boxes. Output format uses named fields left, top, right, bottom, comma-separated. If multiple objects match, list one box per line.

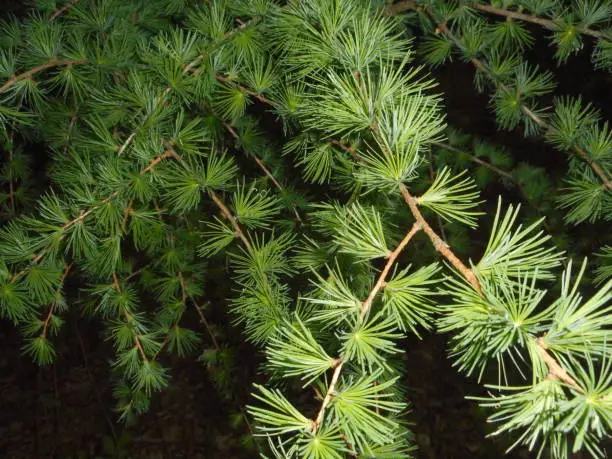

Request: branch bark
left=208, top=189, right=252, bottom=250
left=312, top=222, right=422, bottom=432
left=0, top=59, right=87, bottom=94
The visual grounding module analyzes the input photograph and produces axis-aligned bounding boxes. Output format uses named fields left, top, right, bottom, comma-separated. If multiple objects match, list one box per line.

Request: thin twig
left=208, top=189, right=252, bottom=250
left=535, top=338, right=581, bottom=389
left=400, top=183, right=482, bottom=294
left=113, top=273, right=148, bottom=362
left=214, top=74, right=279, bottom=108
left=313, top=358, right=344, bottom=429
left=222, top=121, right=304, bottom=224
left=0, top=59, right=87, bottom=94
left=190, top=297, right=220, bottom=351
left=432, top=141, right=514, bottom=181
left=41, top=263, right=73, bottom=337
left=313, top=222, right=422, bottom=432
left=49, top=0, right=79, bottom=21
left=361, top=223, right=422, bottom=318
left=471, top=3, right=611, bottom=40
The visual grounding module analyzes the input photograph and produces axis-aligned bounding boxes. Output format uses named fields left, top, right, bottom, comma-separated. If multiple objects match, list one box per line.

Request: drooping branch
left=436, top=21, right=612, bottom=190
left=41, top=263, right=73, bottom=338
left=113, top=273, right=148, bottom=362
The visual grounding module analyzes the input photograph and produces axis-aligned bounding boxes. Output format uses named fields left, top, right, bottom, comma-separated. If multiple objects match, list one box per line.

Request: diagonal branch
left=0, top=59, right=87, bottom=94
left=208, top=189, right=252, bottom=250
left=400, top=183, right=482, bottom=294
left=49, top=0, right=79, bottom=21
left=433, top=141, right=514, bottom=181
left=313, top=222, right=422, bottom=431
left=435, top=21, right=612, bottom=190
left=222, top=121, right=303, bottom=224
left=399, top=182, right=582, bottom=391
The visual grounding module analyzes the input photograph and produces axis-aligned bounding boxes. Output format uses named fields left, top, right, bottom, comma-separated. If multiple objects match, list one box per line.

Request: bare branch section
left=400, top=184, right=482, bottom=294
left=432, top=141, right=514, bottom=181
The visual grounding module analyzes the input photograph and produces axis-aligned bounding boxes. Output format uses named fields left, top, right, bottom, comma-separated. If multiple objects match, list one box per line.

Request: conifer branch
left=40, top=263, right=72, bottom=338
left=222, top=121, right=303, bottom=223
left=113, top=273, right=148, bottom=362
left=399, top=183, right=482, bottom=294
left=432, top=141, right=514, bottom=181
left=313, top=357, right=344, bottom=430
left=432, top=20, right=612, bottom=190
left=399, top=183, right=583, bottom=393
left=535, top=337, right=581, bottom=389
left=361, top=223, right=422, bottom=319
left=208, top=189, right=252, bottom=250
left=9, top=147, right=178, bottom=283
left=313, top=222, right=422, bottom=432
left=0, top=59, right=87, bottom=94
left=49, top=0, right=79, bottom=21
left=470, top=3, right=612, bottom=40
left=214, top=74, right=278, bottom=108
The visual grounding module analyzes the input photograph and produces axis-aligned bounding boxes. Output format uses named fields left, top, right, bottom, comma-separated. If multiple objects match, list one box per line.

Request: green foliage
left=0, top=0, right=610, bottom=458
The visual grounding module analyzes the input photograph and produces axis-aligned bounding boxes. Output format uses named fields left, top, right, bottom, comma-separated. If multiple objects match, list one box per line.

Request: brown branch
left=432, top=141, right=514, bottom=181
left=361, top=223, right=421, bottom=319
left=432, top=20, right=612, bottom=190
left=189, top=296, right=220, bottom=351
left=535, top=338, right=581, bottom=389
left=0, top=59, right=87, bottom=94
left=384, top=0, right=417, bottom=15
left=313, top=222, right=423, bottom=432
left=399, top=183, right=482, bottom=294
left=472, top=3, right=611, bottom=40
left=214, top=74, right=278, bottom=108
left=49, top=0, right=79, bottom=21
left=222, top=121, right=304, bottom=223
left=313, top=358, right=344, bottom=430
left=41, top=263, right=73, bottom=337
left=113, top=273, right=148, bottom=362
left=208, top=189, right=252, bottom=250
